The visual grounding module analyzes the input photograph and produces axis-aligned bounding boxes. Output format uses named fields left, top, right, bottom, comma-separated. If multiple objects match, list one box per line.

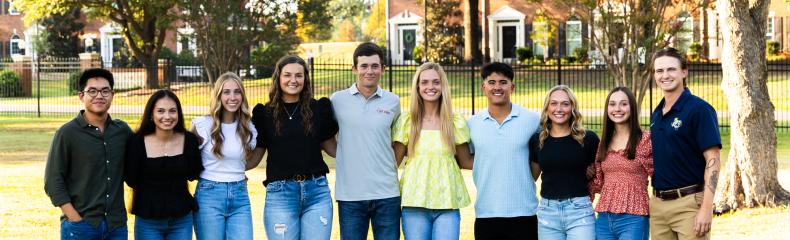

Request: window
left=8, top=0, right=19, bottom=15
left=3, top=0, right=10, bottom=15
left=566, top=19, right=582, bottom=57
left=676, top=12, right=693, bottom=53
left=10, top=39, right=22, bottom=55
left=767, top=17, right=775, bottom=40
left=532, top=21, right=549, bottom=58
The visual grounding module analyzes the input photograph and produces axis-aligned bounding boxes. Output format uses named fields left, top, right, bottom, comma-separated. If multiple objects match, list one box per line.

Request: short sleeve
left=247, top=121, right=258, bottom=149
left=191, top=116, right=211, bottom=150
left=528, top=132, right=540, bottom=163
left=693, top=104, right=722, bottom=150
left=453, top=114, right=470, bottom=145
left=392, top=113, right=411, bottom=144
left=251, top=103, right=267, bottom=148
left=317, top=98, right=339, bottom=141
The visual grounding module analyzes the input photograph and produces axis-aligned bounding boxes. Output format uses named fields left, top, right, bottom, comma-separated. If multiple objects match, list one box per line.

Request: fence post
left=470, top=62, right=475, bottom=115
left=556, top=54, right=562, bottom=85
left=10, top=55, right=32, bottom=97
left=388, top=57, right=393, bottom=92
left=309, top=57, right=315, bottom=92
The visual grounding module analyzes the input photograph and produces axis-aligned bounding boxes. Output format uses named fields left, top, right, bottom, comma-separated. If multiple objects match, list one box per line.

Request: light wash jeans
left=134, top=212, right=193, bottom=240
left=596, top=212, right=649, bottom=240
left=537, top=196, right=595, bottom=240
left=60, top=219, right=127, bottom=240
left=193, top=178, right=253, bottom=240
left=263, top=176, right=333, bottom=240
left=401, top=207, right=460, bottom=240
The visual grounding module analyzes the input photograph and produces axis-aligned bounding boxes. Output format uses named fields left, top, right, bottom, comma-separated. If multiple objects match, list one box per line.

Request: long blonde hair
left=208, top=72, right=253, bottom=159
left=538, top=85, right=586, bottom=149
left=407, top=62, right=456, bottom=155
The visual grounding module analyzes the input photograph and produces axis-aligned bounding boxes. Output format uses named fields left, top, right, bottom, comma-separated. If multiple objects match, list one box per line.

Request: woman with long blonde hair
left=191, top=72, right=257, bottom=239
left=528, top=85, right=599, bottom=240
left=392, top=62, right=473, bottom=240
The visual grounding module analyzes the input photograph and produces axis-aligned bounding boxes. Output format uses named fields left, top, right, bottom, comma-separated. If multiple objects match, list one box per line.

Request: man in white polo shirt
left=331, top=42, right=401, bottom=240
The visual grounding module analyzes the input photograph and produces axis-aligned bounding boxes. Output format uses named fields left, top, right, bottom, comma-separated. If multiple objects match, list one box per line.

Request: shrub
left=545, top=58, right=558, bottom=65
left=516, top=47, right=533, bottom=62
left=67, top=71, right=81, bottom=94
left=688, top=42, right=703, bottom=62
left=573, top=47, right=588, bottom=63
left=561, top=56, right=575, bottom=64
left=0, top=69, right=23, bottom=97
left=412, top=45, right=424, bottom=63
left=767, top=40, right=781, bottom=56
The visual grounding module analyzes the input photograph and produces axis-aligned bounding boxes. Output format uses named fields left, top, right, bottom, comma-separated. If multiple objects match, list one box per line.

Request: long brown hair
left=597, top=87, right=643, bottom=162
left=407, top=62, right=456, bottom=155
left=267, top=55, right=313, bottom=136
left=538, top=85, right=586, bottom=149
left=208, top=72, right=253, bottom=159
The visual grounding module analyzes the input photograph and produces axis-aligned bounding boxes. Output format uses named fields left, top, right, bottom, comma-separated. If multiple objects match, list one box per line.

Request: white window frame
left=8, top=0, right=19, bottom=15
left=397, top=24, right=419, bottom=64
left=565, top=20, right=583, bottom=56
left=177, top=27, right=197, bottom=55
left=767, top=15, right=775, bottom=41
left=677, top=14, right=693, bottom=52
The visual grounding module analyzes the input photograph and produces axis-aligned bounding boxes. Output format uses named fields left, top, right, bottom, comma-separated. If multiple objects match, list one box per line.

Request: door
left=501, top=26, right=517, bottom=59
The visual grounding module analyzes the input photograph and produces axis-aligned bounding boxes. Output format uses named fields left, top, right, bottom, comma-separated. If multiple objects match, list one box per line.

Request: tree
left=532, top=0, right=707, bottom=107
left=422, top=0, right=464, bottom=63
left=17, top=0, right=179, bottom=89
left=296, top=0, right=333, bottom=42
left=362, top=0, right=386, bottom=45
left=715, top=0, right=790, bottom=211
left=329, top=0, right=367, bottom=42
left=35, top=7, right=84, bottom=58
left=530, top=12, right=556, bottom=60
left=181, top=0, right=299, bottom=82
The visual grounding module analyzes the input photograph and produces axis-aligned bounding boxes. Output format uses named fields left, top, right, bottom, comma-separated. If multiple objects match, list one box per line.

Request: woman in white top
left=191, top=72, right=257, bottom=240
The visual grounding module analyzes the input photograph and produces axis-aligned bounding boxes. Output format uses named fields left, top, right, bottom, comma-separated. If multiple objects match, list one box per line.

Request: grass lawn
left=1, top=116, right=790, bottom=239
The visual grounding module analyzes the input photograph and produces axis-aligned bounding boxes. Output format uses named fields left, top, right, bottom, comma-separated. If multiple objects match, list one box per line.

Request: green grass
left=1, top=115, right=790, bottom=239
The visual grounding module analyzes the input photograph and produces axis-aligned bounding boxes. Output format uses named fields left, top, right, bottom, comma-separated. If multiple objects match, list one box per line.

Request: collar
left=75, top=110, right=116, bottom=129
left=483, top=103, right=521, bottom=122
left=657, top=87, right=692, bottom=113
left=347, top=83, right=382, bottom=98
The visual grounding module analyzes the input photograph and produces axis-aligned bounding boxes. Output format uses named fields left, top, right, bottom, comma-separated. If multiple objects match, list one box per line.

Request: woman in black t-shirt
left=248, top=55, right=338, bottom=240
left=124, top=89, right=204, bottom=240
left=529, top=85, right=599, bottom=240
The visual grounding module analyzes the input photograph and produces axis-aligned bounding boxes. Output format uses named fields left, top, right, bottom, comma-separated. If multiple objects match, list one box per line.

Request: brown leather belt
left=653, top=184, right=703, bottom=200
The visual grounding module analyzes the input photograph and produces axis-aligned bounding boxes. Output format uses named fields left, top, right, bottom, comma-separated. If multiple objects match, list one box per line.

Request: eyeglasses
left=82, top=88, right=113, bottom=97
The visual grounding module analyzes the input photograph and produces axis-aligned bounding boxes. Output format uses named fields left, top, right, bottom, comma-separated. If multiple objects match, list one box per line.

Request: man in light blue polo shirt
left=467, top=62, right=540, bottom=240
left=330, top=42, right=401, bottom=240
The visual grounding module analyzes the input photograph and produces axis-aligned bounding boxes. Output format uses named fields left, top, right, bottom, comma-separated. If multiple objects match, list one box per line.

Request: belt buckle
left=293, top=175, right=306, bottom=182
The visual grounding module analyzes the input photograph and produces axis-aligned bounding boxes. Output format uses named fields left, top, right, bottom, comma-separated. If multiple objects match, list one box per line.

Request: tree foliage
left=421, top=0, right=464, bottom=63
left=363, top=0, right=386, bottom=45
left=296, top=0, right=333, bottom=42
left=34, top=7, right=84, bottom=58
left=180, top=0, right=299, bottom=82
left=329, top=0, right=367, bottom=41
left=17, top=0, right=179, bottom=89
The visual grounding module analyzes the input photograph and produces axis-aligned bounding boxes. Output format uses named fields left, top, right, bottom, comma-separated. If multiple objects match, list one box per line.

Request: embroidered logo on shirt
left=671, top=117, right=683, bottom=130
left=376, top=108, right=392, bottom=115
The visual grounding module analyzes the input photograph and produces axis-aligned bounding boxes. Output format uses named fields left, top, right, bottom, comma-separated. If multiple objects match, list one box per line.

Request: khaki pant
left=649, top=192, right=710, bottom=240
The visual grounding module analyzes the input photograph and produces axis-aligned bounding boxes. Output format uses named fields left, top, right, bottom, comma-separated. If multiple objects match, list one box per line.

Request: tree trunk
left=143, top=57, right=159, bottom=89
left=715, top=0, right=790, bottom=212
left=463, top=0, right=481, bottom=63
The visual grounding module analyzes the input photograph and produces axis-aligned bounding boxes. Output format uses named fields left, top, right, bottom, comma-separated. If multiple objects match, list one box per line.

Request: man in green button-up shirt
left=44, top=69, right=132, bottom=240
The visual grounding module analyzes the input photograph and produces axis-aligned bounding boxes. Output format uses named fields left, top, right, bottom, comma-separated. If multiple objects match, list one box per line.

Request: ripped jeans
left=263, top=176, right=333, bottom=240
left=537, top=196, right=596, bottom=240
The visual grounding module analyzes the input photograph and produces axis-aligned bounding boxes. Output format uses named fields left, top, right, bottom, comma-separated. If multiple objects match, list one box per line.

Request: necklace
left=162, top=133, right=174, bottom=157
left=284, top=104, right=299, bottom=120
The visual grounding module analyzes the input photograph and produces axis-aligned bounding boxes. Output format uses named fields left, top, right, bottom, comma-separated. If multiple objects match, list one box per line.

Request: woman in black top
left=124, top=89, right=204, bottom=240
left=529, top=85, right=599, bottom=240
left=248, top=55, right=338, bottom=240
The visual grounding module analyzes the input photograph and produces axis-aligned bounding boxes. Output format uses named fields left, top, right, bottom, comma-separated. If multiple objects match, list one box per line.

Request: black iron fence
left=1, top=57, right=789, bottom=131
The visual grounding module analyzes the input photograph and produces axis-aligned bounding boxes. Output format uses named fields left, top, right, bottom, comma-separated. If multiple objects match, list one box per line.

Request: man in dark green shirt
left=44, top=68, right=133, bottom=240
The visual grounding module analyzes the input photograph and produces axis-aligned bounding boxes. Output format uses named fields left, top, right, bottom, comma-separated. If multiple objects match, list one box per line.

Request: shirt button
left=106, top=194, right=109, bottom=198
left=104, top=212, right=107, bottom=216
left=104, top=142, right=107, bottom=146
left=106, top=160, right=109, bottom=164
left=96, top=128, right=99, bottom=131
left=107, top=177, right=111, bottom=181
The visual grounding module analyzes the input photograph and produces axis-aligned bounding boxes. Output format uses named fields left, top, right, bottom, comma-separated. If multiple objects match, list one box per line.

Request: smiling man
left=467, top=62, right=541, bottom=240
left=44, top=68, right=133, bottom=240
left=330, top=42, right=402, bottom=240
left=649, top=47, right=721, bottom=240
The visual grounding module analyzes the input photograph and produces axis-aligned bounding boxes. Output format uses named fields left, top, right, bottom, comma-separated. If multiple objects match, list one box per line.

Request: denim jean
left=595, top=212, right=649, bottom=240
left=337, top=196, right=401, bottom=240
left=401, top=207, right=460, bottom=240
left=193, top=178, right=253, bottom=240
left=134, top=212, right=193, bottom=240
left=60, top=219, right=127, bottom=240
left=537, top=196, right=596, bottom=240
left=263, top=176, right=333, bottom=240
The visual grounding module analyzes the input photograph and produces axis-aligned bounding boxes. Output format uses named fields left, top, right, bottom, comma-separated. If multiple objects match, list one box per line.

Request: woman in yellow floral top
left=393, top=62, right=474, bottom=240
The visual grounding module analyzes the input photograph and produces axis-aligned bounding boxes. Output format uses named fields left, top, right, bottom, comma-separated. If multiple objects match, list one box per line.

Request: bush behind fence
left=1, top=57, right=789, bottom=131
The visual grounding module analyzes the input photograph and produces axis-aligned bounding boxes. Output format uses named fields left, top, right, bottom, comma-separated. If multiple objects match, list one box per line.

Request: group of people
left=44, top=43, right=721, bottom=240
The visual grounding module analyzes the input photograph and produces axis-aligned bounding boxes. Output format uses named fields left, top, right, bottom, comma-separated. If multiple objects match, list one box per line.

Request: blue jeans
left=134, top=213, right=193, bottom=240
left=193, top=178, right=253, bottom=240
left=401, top=207, right=460, bottom=240
left=60, top=219, right=127, bottom=240
left=337, top=196, right=401, bottom=240
left=263, top=176, right=333, bottom=240
left=537, top=196, right=595, bottom=240
left=595, top=212, right=649, bottom=240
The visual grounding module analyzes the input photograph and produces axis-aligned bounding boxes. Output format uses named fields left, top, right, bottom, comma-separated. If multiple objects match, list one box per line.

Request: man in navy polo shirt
left=649, top=47, right=721, bottom=240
